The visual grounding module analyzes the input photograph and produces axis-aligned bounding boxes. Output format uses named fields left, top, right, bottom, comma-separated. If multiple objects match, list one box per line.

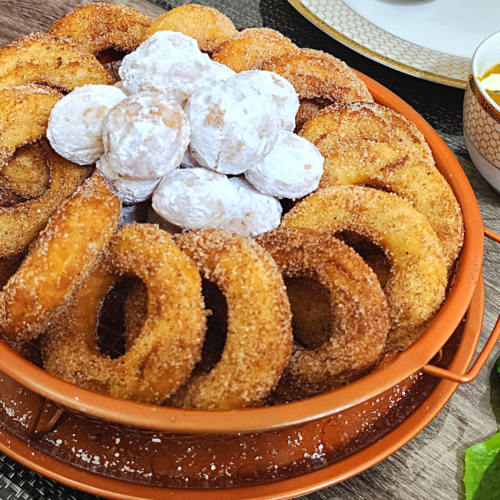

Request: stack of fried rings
left=0, top=2, right=460, bottom=410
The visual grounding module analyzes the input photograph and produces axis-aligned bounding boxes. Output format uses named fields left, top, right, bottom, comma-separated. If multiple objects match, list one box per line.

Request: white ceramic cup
left=463, top=30, right=500, bottom=193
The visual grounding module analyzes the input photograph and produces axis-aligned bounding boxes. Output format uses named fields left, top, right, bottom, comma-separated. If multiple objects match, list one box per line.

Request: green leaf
left=497, top=356, right=500, bottom=378
left=464, top=430, right=500, bottom=499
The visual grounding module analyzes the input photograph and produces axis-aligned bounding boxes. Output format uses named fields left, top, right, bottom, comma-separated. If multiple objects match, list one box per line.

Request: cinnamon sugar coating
left=170, top=229, right=293, bottom=410
left=0, top=33, right=113, bottom=92
left=0, top=141, right=49, bottom=200
left=0, top=86, right=91, bottom=257
left=300, top=102, right=464, bottom=272
left=282, top=186, right=447, bottom=352
left=0, top=172, right=120, bottom=343
left=145, top=4, right=237, bottom=54
left=43, top=223, right=206, bottom=404
left=0, top=144, right=90, bottom=257
left=212, top=28, right=297, bottom=73
left=257, top=228, right=390, bottom=402
left=48, top=3, right=152, bottom=54
left=0, top=85, right=62, bottom=167
left=263, top=48, right=373, bottom=130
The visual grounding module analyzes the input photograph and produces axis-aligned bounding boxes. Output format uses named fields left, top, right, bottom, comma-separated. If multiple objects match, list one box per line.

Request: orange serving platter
left=0, top=68, right=498, bottom=500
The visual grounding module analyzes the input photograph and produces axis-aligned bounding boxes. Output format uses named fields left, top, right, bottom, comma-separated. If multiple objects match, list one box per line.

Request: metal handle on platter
left=421, top=227, right=500, bottom=384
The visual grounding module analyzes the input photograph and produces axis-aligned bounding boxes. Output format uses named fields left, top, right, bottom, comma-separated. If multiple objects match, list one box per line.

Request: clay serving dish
left=1, top=68, right=500, bottom=499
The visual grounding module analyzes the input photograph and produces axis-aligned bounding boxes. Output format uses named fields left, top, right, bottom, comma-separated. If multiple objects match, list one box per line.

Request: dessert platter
left=0, top=3, right=499, bottom=499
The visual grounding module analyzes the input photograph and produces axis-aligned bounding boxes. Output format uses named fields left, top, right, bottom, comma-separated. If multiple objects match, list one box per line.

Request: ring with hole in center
left=282, top=185, right=448, bottom=353
left=42, top=223, right=207, bottom=404
left=257, top=227, right=390, bottom=402
left=0, top=172, right=120, bottom=344
left=170, top=228, right=293, bottom=410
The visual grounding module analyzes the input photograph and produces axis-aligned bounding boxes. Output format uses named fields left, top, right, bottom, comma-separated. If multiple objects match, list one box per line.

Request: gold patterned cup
left=464, top=31, right=500, bottom=193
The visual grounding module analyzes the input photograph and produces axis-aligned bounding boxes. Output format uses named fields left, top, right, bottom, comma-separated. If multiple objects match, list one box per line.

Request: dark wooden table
left=1, top=1, right=500, bottom=499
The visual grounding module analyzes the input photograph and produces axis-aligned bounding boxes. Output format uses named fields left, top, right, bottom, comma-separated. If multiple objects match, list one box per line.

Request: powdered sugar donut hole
left=232, top=70, right=299, bottom=132
left=97, top=155, right=161, bottom=204
left=221, top=177, right=282, bottom=237
left=245, top=131, right=324, bottom=199
left=102, top=92, right=190, bottom=180
left=186, top=78, right=281, bottom=175
left=152, top=167, right=241, bottom=229
left=47, top=84, right=126, bottom=165
left=119, top=31, right=213, bottom=106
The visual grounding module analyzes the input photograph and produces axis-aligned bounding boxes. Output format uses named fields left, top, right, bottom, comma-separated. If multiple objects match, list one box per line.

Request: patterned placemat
left=2, top=1, right=500, bottom=500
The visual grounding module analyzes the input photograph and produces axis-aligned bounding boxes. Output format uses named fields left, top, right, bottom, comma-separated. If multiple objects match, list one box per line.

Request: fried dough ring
left=0, top=172, right=120, bottom=344
left=262, top=49, right=373, bottom=131
left=300, top=102, right=464, bottom=272
left=0, top=87, right=91, bottom=257
left=256, top=228, right=390, bottom=402
left=43, top=223, right=206, bottom=404
left=0, top=142, right=49, bottom=199
left=145, top=4, right=237, bottom=54
left=0, top=33, right=113, bottom=92
left=212, top=28, right=297, bottom=73
left=170, top=229, right=293, bottom=410
left=282, top=186, right=447, bottom=352
left=0, top=85, right=61, bottom=166
left=49, top=3, right=152, bottom=55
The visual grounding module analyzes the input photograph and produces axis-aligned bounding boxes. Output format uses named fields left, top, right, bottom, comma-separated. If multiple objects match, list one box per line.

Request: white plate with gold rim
left=288, top=0, right=500, bottom=88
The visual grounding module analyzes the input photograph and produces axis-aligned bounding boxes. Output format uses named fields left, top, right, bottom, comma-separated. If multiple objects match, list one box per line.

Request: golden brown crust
left=0, top=147, right=91, bottom=259
left=256, top=228, right=390, bottom=402
left=295, top=97, right=330, bottom=132
left=49, top=3, right=152, bottom=54
left=282, top=186, right=448, bottom=352
left=146, top=4, right=237, bottom=54
left=0, top=33, right=113, bottom=92
left=42, top=223, right=207, bottom=404
left=0, top=141, right=50, bottom=199
left=0, top=172, right=120, bottom=344
left=170, top=229, right=293, bottom=410
left=0, top=86, right=92, bottom=257
left=263, top=48, right=373, bottom=105
left=300, top=102, right=464, bottom=272
left=212, top=28, right=297, bottom=72
left=0, top=85, right=62, bottom=167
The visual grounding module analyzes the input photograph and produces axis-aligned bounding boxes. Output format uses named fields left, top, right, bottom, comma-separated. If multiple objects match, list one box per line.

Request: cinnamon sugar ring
left=49, top=3, right=152, bottom=55
left=256, top=228, right=390, bottom=402
left=0, top=146, right=89, bottom=259
left=145, top=4, right=237, bottom=54
left=212, top=28, right=297, bottom=73
left=0, top=33, right=113, bottom=92
left=0, top=85, right=62, bottom=166
left=282, top=186, right=447, bottom=353
left=42, top=223, right=206, bottom=404
left=170, top=229, right=293, bottom=410
left=262, top=48, right=373, bottom=130
left=300, top=102, right=464, bottom=272
left=0, top=142, right=49, bottom=200
left=0, top=86, right=92, bottom=258
left=0, top=172, right=119, bottom=344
